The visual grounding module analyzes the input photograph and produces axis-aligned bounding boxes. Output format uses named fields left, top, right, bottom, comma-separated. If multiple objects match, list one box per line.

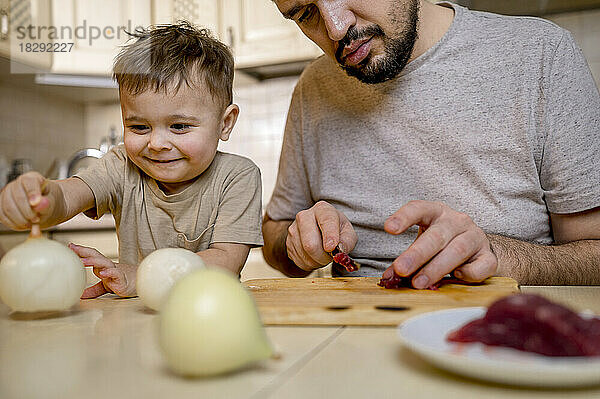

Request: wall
left=546, top=8, right=600, bottom=83
left=0, top=82, right=86, bottom=177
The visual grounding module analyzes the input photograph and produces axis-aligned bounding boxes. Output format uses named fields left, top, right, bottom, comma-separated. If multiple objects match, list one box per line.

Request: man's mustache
left=335, top=25, right=384, bottom=64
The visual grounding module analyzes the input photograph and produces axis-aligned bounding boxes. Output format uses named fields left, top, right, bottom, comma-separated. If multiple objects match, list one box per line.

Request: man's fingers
left=384, top=200, right=445, bottom=235
left=382, top=265, right=395, bottom=279
left=338, top=218, right=358, bottom=254
left=296, top=210, right=331, bottom=265
left=409, top=230, right=481, bottom=289
left=312, top=201, right=342, bottom=252
left=453, top=251, right=498, bottom=282
left=286, top=228, right=321, bottom=271
left=81, top=281, right=109, bottom=299
left=392, top=223, right=460, bottom=277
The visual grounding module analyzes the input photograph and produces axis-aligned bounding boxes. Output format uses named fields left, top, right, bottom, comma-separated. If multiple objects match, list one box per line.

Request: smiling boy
left=0, top=22, right=263, bottom=298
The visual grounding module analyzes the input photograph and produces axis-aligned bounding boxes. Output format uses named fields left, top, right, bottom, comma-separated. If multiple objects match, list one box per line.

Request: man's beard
left=335, top=1, right=419, bottom=84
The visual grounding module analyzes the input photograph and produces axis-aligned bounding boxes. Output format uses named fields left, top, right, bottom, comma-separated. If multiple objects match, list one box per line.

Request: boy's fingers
left=81, top=282, right=109, bottom=299
left=12, top=184, right=39, bottom=223
left=31, top=196, right=50, bottom=214
left=68, top=243, right=101, bottom=257
left=98, top=267, right=120, bottom=279
left=0, top=198, right=28, bottom=229
left=20, top=172, right=45, bottom=205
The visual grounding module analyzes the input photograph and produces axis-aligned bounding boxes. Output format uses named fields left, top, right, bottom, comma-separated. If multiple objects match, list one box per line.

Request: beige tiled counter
left=0, top=286, right=598, bottom=399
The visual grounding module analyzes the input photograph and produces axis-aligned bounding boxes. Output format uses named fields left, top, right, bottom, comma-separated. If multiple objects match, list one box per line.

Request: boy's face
left=120, top=83, right=237, bottom=195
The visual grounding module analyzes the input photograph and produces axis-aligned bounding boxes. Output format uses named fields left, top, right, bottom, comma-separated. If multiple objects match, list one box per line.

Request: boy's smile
left=120, top=83, right=238, bottom=195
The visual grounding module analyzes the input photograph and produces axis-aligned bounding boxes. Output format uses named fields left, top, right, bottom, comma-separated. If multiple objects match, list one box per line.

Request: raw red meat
left=378, top=273, right=482, bottom=290
left=331, top=247, right=360, bottom=272
left=447, top=294, right=600, bottom=357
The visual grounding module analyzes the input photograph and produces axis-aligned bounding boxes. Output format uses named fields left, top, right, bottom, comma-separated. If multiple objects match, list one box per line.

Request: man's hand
left=286, top=201, right=358, bottom=272
left=382, top=200, right=497, bottom=289
left=69, top=243, right=136, bottom=298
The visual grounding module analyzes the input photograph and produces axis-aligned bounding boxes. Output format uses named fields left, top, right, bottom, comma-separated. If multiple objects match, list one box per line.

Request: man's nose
left=318, top=0, right=355, bottom=42
left=148, top=129, right=171, bottom=151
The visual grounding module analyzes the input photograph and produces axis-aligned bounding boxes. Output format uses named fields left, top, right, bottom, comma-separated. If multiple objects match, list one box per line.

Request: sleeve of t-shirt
left=265, top=83, right=314, bottom=221
left=73, top=146, right=126, bottom=219
left=211, top=164, right=264, bottom=247
left=540, top=30, right=600, bottom=214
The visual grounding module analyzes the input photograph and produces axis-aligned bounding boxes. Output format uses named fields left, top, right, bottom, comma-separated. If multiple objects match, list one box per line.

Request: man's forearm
left=488, top=234, right=600, bottom=285
left=262, top=217, right=311, bottom=278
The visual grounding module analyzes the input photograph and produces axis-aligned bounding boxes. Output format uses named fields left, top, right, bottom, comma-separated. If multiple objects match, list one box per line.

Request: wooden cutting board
left=243, top=277, right=519, bottom=326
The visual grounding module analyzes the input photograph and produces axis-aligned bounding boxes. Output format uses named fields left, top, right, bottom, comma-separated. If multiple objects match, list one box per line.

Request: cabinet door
left=152, top=0, right=220, bottom=38
left=221, top=0, right=321, bottom=68
left=0, top=0, right=52, bottom=71
left=50, top=0, right=151, bottom=75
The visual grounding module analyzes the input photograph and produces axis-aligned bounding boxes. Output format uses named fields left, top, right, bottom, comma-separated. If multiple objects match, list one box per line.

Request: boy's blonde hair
left=113, top=21, right=234, bottom=109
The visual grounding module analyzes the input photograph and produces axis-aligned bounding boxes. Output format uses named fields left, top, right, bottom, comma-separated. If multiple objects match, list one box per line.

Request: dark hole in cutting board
left=326, top=306, right=351, bottom=311
left=374, top=306, right=410, bottom=311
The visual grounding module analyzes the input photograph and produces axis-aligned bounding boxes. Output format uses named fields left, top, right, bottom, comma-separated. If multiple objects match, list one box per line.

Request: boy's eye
left=297, top=5, right=318, bottom=24
left=171, top=123, right=192, bottom=131
left=129, top=124, right=149, bottom=132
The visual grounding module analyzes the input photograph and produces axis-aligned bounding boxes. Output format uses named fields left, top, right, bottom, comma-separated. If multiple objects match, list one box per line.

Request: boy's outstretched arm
left=197, top=243, right=252, bottom=276
left=0, top=172, right=95, bottom=230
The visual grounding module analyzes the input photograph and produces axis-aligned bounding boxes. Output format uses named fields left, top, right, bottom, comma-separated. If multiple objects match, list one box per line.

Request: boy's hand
left=0, top=172, right=53, bottom=230
left=68, top=244, right=137, bottom=298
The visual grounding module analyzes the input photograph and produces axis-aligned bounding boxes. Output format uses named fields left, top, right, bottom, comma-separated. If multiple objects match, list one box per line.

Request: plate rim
left=397, top=307, right=600, bottom=387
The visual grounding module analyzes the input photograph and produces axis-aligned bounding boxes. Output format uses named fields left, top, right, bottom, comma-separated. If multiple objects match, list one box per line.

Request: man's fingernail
left=454, top=270, right=464, bottom=279
left=413, top=275, right=429, bottom=289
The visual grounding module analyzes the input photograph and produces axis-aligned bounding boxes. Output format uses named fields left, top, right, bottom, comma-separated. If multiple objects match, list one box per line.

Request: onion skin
left=0, top=237, right=86, bottom=312
left=159, top=269, right=273, bottom=376
left=136, top=248, right=205, bottom=311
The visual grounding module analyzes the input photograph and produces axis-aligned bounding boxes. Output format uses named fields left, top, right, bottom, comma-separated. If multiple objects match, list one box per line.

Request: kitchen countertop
left=0, top=286, right=598, bottom=399
left=0, top=213, right=115, bottom=233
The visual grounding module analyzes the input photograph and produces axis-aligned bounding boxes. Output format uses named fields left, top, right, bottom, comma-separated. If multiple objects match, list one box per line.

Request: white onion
left=136, top=248, right=205, bottom=311
left=159, top=268, right=273, bottom=376
left=0, top=237, right=86, bottom=312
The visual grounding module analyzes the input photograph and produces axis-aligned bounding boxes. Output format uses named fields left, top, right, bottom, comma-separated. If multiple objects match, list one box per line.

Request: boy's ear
left=219, top=104, right=239, bottom=141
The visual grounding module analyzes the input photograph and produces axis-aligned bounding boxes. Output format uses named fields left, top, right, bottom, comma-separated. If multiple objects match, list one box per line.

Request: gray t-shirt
left=266, top=2, right=600, bottom=276
left=76, top=145, right=263, bottom=266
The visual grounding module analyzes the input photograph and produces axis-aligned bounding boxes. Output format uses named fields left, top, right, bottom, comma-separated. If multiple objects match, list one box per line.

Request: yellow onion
left=0, top=237, right=85, bottom=312
left=159, top=268, right=273, bottom=376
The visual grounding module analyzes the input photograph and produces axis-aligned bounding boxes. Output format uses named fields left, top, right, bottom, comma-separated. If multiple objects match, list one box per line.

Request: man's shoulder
left=460, top=5, right=567, bottom=46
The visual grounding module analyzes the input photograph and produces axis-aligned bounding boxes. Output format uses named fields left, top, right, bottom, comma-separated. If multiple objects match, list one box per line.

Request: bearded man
left=262, top=0, right=600, bottom=287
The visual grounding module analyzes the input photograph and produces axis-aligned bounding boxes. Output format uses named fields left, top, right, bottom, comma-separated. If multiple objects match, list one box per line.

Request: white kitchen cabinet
left=152, top=0, right=220, bottom=38
left=50, top=0, right=151, bottom=75
left=0, top=0, right=52, bottom=71
left=221, top=0, right=322, bottom=68
left=154, top=0, right=322, bottom=69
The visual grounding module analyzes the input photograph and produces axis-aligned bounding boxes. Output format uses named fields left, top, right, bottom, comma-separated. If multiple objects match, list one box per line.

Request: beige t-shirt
left=75, top=145, right=263, bottom=266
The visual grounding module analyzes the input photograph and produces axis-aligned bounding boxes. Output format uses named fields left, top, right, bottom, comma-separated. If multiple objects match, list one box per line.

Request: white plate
left=397, top=307, right=600, bottom=387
